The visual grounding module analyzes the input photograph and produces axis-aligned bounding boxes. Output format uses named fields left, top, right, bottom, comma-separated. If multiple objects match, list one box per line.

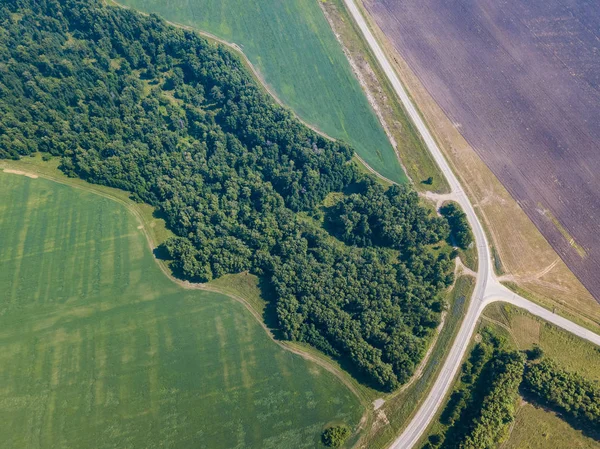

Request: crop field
left=0, top=172, right=362, bottom=449
left=115, top=0, right=406, bottom=184
left=364, top=0, right=600, bottom=300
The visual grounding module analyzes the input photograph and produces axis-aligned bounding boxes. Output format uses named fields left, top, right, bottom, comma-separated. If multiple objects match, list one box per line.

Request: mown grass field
left=504, top=403, right=600, bottom=449
left=0, top=171, right=363, bottom=449
left=115, top=0, right=407, bottom=184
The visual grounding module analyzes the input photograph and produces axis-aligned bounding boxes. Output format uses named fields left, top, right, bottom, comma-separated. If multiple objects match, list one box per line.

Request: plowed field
left=364, top=0, right=600, bottom=301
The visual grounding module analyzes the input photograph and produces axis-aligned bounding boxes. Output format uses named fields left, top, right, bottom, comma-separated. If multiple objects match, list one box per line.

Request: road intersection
left=343, top=0, right=600, bottom=447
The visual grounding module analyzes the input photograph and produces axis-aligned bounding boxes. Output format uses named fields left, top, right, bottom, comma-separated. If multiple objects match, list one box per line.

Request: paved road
left=342, top=0, right=600, bottom=447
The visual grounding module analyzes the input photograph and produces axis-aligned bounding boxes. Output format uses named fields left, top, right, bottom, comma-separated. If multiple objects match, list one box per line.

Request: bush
left=322, top=425, right=351, bottom=447
left=440, top=202, right=473, bottom=250
left=525, top=345, right=544, bottom=360
left=459, top=351, right=526, bottom=449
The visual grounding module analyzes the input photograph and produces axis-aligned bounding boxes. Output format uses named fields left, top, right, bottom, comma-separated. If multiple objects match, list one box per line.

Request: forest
left=0, top=0, right=456, bottom=390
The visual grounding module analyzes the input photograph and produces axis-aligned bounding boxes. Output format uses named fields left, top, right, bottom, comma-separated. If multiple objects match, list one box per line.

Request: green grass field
left=115, top=0, right=407, bottom=184
left=504, top=403, right=600, bottom=449
left=0, top=171, right=363, bottom=449
left=482, top=303, right=600, bottom=381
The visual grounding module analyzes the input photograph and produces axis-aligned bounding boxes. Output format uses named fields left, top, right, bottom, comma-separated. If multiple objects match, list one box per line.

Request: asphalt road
left=342, top=0, right=600, bottom=447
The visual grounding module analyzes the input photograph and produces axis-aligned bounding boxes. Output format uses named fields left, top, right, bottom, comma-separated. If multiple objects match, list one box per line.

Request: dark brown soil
left=364, top=0, right=600, bottom=301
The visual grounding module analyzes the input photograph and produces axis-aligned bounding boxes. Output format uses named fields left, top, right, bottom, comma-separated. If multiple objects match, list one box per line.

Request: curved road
left=342, top=0, right=600, bottom=447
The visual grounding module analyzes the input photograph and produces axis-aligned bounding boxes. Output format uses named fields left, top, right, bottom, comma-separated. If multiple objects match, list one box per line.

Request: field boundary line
left=107, top=0, right=397, bottom=187
left=0, top=163, right=370, bottom=410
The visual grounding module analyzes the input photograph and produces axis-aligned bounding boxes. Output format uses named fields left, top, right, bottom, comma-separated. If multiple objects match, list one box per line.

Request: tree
left=322, top=425, right=351, bottom=447
left=440, top=202, right=473, bottom=249
left=525, top=345, right=544, bottom=360
left=523, top=358, right=600, bottom=429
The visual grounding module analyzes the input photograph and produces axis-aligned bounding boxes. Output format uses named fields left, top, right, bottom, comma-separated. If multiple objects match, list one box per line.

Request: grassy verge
left=491, top=245, right=504, bottom=275
left=457, top=244, right=478, bottom=272
left=360, top=275, right=475, bottom=448
left=322, top=0, right=449, bottom=193
left=501, top=281, right=600, bottom=335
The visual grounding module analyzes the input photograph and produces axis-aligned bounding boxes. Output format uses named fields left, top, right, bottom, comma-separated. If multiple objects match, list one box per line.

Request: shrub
left=322, top=425, right=351, bottom=447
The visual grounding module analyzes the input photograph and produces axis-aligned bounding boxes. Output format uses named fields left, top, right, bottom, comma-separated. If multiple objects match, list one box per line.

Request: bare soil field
left=364, top=0, right=600, bottom=302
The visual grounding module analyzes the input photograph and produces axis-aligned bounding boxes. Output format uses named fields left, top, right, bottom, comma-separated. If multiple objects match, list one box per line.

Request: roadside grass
left=0, top=171, right=363, bottom=449
left=502, top=403, right=600, bottom=449
left=457, top=243, right=478, bottom=272
left=362, top=275, right=475, bottom=449
left=491, top=245, right=504, bottom=275
left=114, top=0, right=407, bottom=184
left=501, top=281, right=600, bottom=335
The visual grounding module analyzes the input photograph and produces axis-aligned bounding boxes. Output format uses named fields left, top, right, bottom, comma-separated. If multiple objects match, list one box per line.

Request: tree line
left=0, top=0, right=459, bottom=390
left=424, top=326, right=600, bottom=449
left=523, top=358, right=600, bottom=430
left=424, top=330, right=525, bottom=449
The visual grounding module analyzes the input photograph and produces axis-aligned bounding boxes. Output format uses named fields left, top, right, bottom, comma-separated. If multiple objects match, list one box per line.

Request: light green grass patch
left=0, top=172, right=363, bottom=449
left=115, top=0, right=407, bottom=183
left=478, top=303, right=600, bottom=448
left=504, top=403, right=600, bottom=449
left=483, top=303, right=600, bottom=381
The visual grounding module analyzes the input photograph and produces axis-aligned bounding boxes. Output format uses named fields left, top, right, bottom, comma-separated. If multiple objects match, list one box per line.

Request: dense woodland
left=0, top=0, right=457, bottom=390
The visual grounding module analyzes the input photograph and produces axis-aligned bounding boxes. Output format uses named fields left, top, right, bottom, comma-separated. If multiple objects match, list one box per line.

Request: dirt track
left=364, top=0, right=600, bottom=301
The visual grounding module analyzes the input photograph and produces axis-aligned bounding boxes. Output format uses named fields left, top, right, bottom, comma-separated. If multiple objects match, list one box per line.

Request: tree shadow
left=519, top=389, right=600, bottom=442
left=153, top=244, right=170, bottom=261
left=257, top=276, right=284, bottom=340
